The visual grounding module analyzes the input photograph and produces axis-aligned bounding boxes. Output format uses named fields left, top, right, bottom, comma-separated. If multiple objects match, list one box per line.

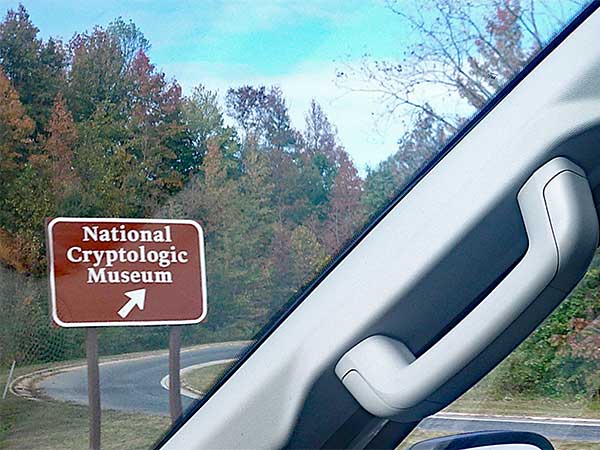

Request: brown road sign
left=47, top=218, right=207, bottom=327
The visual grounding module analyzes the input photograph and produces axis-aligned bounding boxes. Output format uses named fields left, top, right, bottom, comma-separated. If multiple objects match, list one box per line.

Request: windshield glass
left=0, top=1, right=592, bottom=449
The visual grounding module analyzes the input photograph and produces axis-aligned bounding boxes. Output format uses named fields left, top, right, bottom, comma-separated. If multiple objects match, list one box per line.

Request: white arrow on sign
left=118, top=288, right=146, bottom=319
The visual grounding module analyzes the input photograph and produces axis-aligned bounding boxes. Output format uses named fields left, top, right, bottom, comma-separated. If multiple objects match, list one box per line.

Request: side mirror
left=409, top=431, right=554, bottom=450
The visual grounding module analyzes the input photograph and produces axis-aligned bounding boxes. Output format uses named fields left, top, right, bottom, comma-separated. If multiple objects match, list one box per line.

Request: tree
left=178, top=85, right=229, bottom=176
left=125, top=50, right=188, bottom=206
left=0, top=67, right=39, bottom=272
left=0, top=67, right=34, bottom=172
left=106, top=17, right=150, bottom=69
left=225, top=85, right=298, bottom=151
left=300, top=100, right=337, bottom=219
left=323, top=150, right=364, bottom=253
left=301, top=100, right=364, bottom=251
left=304, top=99, right=337, bottom=155
left=289, top=225, right=327, bottom=291
left=363, top=111, right=448, bottom=212
left=226, top=85, right=306, bottom=227
left=161, top=138, right=275, bottom=333
left=0, top=5, right=66, bottom=132
left=225, top=85, right=269, bottom=140
left=72, top=101, right=141, bottom=218
left=341, top=0, right=584, bottom=131
left=66, top=27, right=127, bottom=121
left=39, top=93, right=79, bottom=201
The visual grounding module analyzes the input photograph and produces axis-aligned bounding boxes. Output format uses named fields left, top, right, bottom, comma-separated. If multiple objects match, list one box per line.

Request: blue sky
left=0, top=1, right=584, bottom=172
left=0, top=0, right=417, bottom=172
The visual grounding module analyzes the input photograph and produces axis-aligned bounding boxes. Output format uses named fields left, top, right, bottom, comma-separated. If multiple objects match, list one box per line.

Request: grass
left=446, top=381, right=600, bottom=419
left=2, top=360, right=599, bottom=449
left=0, top=395, right=170, bottom=450
left=0, top=358, right=172, bottom=450
left=446, top=395, right=600, bottom=419
left=182, top=362, right=230, bottom=394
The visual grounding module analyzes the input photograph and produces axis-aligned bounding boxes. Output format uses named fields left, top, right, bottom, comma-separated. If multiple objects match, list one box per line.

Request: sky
left=0, top=1, right=583, bottom=173
left=0, top=0, right=422, bottom=173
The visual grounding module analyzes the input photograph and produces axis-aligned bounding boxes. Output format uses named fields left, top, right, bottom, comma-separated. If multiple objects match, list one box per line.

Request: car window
left=398, top=257, right=600, bottom=450
left=0, top=1, right=593, bottom=449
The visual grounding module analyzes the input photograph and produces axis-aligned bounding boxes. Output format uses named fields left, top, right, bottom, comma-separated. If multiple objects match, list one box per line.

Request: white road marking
left=160, top=358, right=236, bottom=399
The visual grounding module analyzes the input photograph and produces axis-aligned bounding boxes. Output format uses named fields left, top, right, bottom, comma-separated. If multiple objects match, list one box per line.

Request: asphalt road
left=38, top=343, right=600, bottom=443
left=39, top=342, right=247, bottom=416
left=420, top=413, right=600, bottom=443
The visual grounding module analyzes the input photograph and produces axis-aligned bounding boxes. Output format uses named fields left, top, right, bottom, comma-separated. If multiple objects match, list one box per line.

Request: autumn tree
left=39, top=94, right=79, bottom=202
left=323, top=150, right=364, bottom=252
left=0, top=67, right=38, bottom=271
left=125, top=50, right=188, bottom=208
left=300, top=100, right=337, bottom=220
left=343, top=0, right=584, bottom=131
left=301, top=100, right=364, bottom=251
left=226, top=86, right=304, bottom=226
left=0, top=67, right=34, bottom=172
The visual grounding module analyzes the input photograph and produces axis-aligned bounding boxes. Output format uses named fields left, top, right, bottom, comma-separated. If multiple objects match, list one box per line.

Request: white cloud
left=206, top=0, right=369, bottom=34
left=162, top=59, right=407, bottom=174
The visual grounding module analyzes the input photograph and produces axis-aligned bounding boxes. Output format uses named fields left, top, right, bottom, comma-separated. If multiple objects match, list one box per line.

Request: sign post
left=169, top=326, right=182, bottom=422
left=46, top=218, right=207, bottom=447
left=2, top=360, right=16, bottom=399
left=86, top=328, right=101, bottom=450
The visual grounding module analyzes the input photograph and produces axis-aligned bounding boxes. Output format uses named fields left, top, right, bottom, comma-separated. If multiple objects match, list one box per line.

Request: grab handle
left=335, top=157, right=599, bottom=418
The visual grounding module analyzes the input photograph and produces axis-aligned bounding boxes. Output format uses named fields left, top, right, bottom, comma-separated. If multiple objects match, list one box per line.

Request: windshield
left=0, top=1, right=592, bottom=449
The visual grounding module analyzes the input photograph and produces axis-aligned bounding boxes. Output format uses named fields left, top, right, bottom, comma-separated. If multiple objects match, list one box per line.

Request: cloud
left=207, top=0, right=369, bottom=34
left=161, top=59, right=406, bottom=174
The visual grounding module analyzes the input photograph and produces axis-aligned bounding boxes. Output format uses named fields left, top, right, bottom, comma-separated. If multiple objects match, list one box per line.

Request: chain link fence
left=0, top=265, right=85, bottom=372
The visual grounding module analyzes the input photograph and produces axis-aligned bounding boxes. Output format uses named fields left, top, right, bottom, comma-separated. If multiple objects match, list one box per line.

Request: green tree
left=106, top=17, right=150, bottom=68
left=66, top=27, right=127, bottom=121
left=363, top=111, right=448, bottom=213
left=72, top=101, right=141, bottom=217
left=178, top=85, right=228, bottom=176
left=0, top=5, right=66, bottom=133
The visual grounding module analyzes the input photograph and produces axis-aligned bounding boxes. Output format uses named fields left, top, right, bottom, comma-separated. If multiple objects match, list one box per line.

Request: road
left=37, top=342, right=600, bottom=443
left=420, top=413, right=600, bottom=443
left=38, top=342, right=247, bottom=416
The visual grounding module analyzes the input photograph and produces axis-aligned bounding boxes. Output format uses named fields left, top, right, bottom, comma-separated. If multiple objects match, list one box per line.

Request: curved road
left=38, top=342, right=247, bottom=416
left=37, top=342, right=600, bottom=443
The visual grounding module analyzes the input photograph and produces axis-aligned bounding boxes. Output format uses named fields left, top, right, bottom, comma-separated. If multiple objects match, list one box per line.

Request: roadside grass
left=0, top=395, right=169, bottom=450
left=446, top=395, right=600, bottom=419
left=183, top=363, right=600, bottom=421
left=185, top=364, right=600, bottom=450
left=0, top=353, right=178, bottom=450
left=182, top=362, right=230, bottom=394
left=2, top=356, right=598, bottom=449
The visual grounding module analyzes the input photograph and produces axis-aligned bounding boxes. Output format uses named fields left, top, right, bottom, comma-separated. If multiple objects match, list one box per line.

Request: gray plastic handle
left=335, top=157, right=599, bottom=418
